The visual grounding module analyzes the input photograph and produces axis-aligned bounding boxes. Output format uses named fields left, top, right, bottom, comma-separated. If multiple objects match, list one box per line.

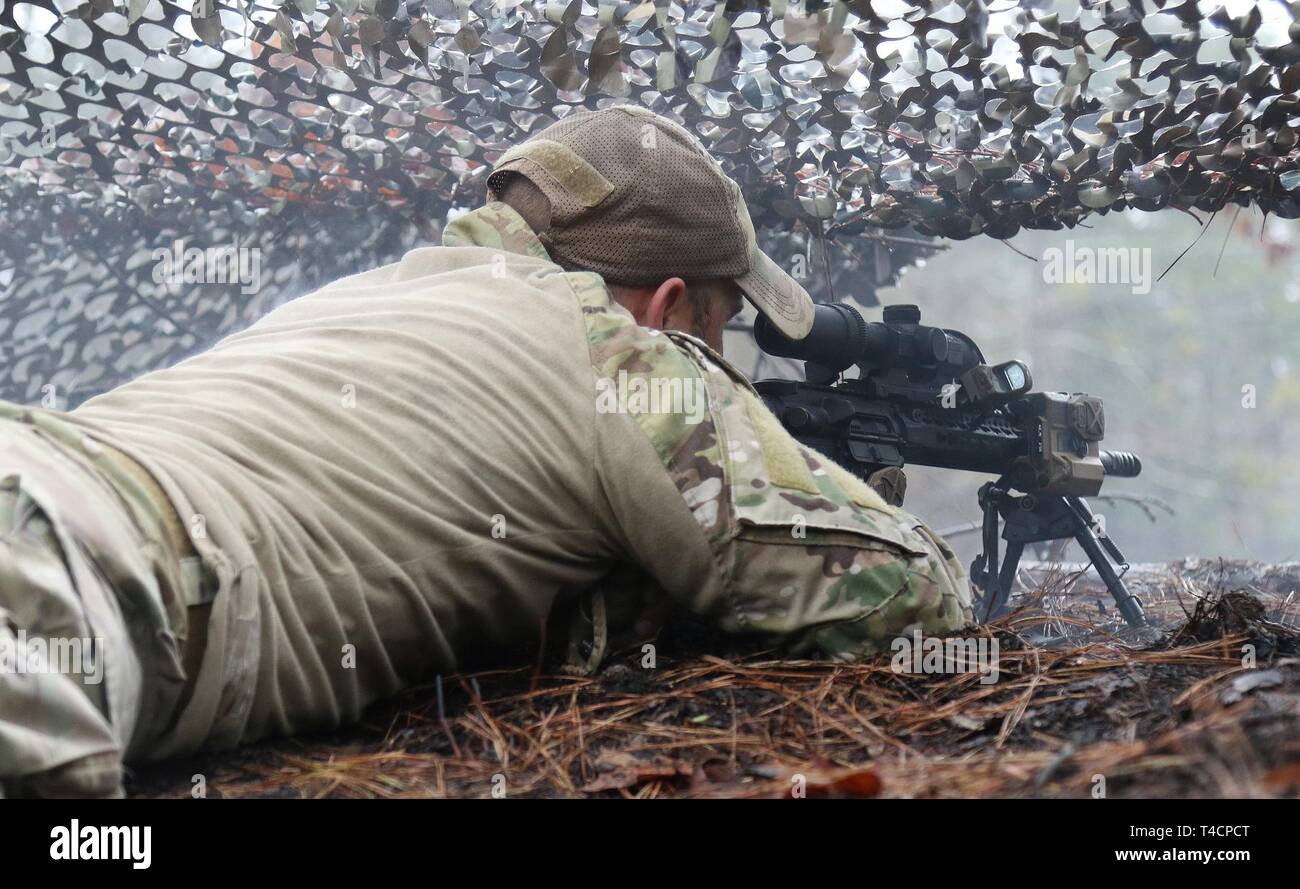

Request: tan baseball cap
left=487, top=105, right=815, bottom=340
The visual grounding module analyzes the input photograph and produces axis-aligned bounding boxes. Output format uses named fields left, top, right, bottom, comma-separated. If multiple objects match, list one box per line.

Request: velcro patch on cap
left=494, top=139, right=614, bottom=208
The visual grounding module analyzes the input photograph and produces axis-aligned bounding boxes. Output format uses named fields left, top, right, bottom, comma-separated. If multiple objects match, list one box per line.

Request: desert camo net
left=1, top=0, right=1299, bottom=404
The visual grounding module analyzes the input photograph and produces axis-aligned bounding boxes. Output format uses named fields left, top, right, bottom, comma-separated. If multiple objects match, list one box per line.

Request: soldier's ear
left=645, top=278, right=688, bottom=331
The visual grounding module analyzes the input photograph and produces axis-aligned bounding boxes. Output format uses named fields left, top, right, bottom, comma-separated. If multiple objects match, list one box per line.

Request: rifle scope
left=754, top=302, right=983, bottom=378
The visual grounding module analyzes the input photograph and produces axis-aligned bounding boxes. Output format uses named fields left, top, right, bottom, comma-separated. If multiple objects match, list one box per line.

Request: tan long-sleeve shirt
left=68, top=203, right=970, bottom=758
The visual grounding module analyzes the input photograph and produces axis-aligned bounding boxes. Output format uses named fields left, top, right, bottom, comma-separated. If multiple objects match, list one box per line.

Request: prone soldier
left=0, top=106, right=971, bottom=797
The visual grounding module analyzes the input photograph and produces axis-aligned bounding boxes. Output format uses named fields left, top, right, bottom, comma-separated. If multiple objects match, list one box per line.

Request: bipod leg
left=971, top=483, right=1019, bottom=623
left=1065, top=497, right=1145, bottom=627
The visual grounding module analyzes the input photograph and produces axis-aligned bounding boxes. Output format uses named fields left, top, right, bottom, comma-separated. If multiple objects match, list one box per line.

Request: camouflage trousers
left=0, top=404, right=199, bottom=797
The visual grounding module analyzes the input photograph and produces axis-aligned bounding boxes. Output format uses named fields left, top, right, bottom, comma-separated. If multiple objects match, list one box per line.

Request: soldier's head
left=488, top=105, right=814, bottom=354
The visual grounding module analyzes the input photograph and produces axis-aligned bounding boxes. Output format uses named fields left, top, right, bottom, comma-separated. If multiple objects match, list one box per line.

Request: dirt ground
left=128, top=559, right=1300, bottom=799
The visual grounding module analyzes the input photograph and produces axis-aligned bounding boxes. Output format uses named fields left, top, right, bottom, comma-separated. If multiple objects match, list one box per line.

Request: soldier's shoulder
left=574, top=282, right=709, bottom=466
left=440, top=203, right=552, bottom=261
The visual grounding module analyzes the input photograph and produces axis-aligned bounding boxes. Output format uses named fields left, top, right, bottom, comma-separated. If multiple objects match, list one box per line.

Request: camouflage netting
left=2, top=0, right=1299, bottom=404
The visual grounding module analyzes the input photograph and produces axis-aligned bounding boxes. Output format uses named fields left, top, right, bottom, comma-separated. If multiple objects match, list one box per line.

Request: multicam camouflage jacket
left=451, top=202, right=974, bottom=668
left=48, top=201, right=974, bottom=764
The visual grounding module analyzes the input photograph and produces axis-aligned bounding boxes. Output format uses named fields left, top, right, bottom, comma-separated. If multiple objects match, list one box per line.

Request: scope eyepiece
left=754, top=302, right=983, bottom=378
left=754, top=303, right=870, bottom=373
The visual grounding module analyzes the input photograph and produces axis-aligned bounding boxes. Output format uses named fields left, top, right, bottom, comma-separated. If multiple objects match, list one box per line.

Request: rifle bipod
left=969, top=480, right=1146, bottom=628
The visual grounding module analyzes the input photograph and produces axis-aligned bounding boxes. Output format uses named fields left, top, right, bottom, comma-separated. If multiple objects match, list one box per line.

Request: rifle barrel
left=1100, top=450, right=1141, bottom=478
